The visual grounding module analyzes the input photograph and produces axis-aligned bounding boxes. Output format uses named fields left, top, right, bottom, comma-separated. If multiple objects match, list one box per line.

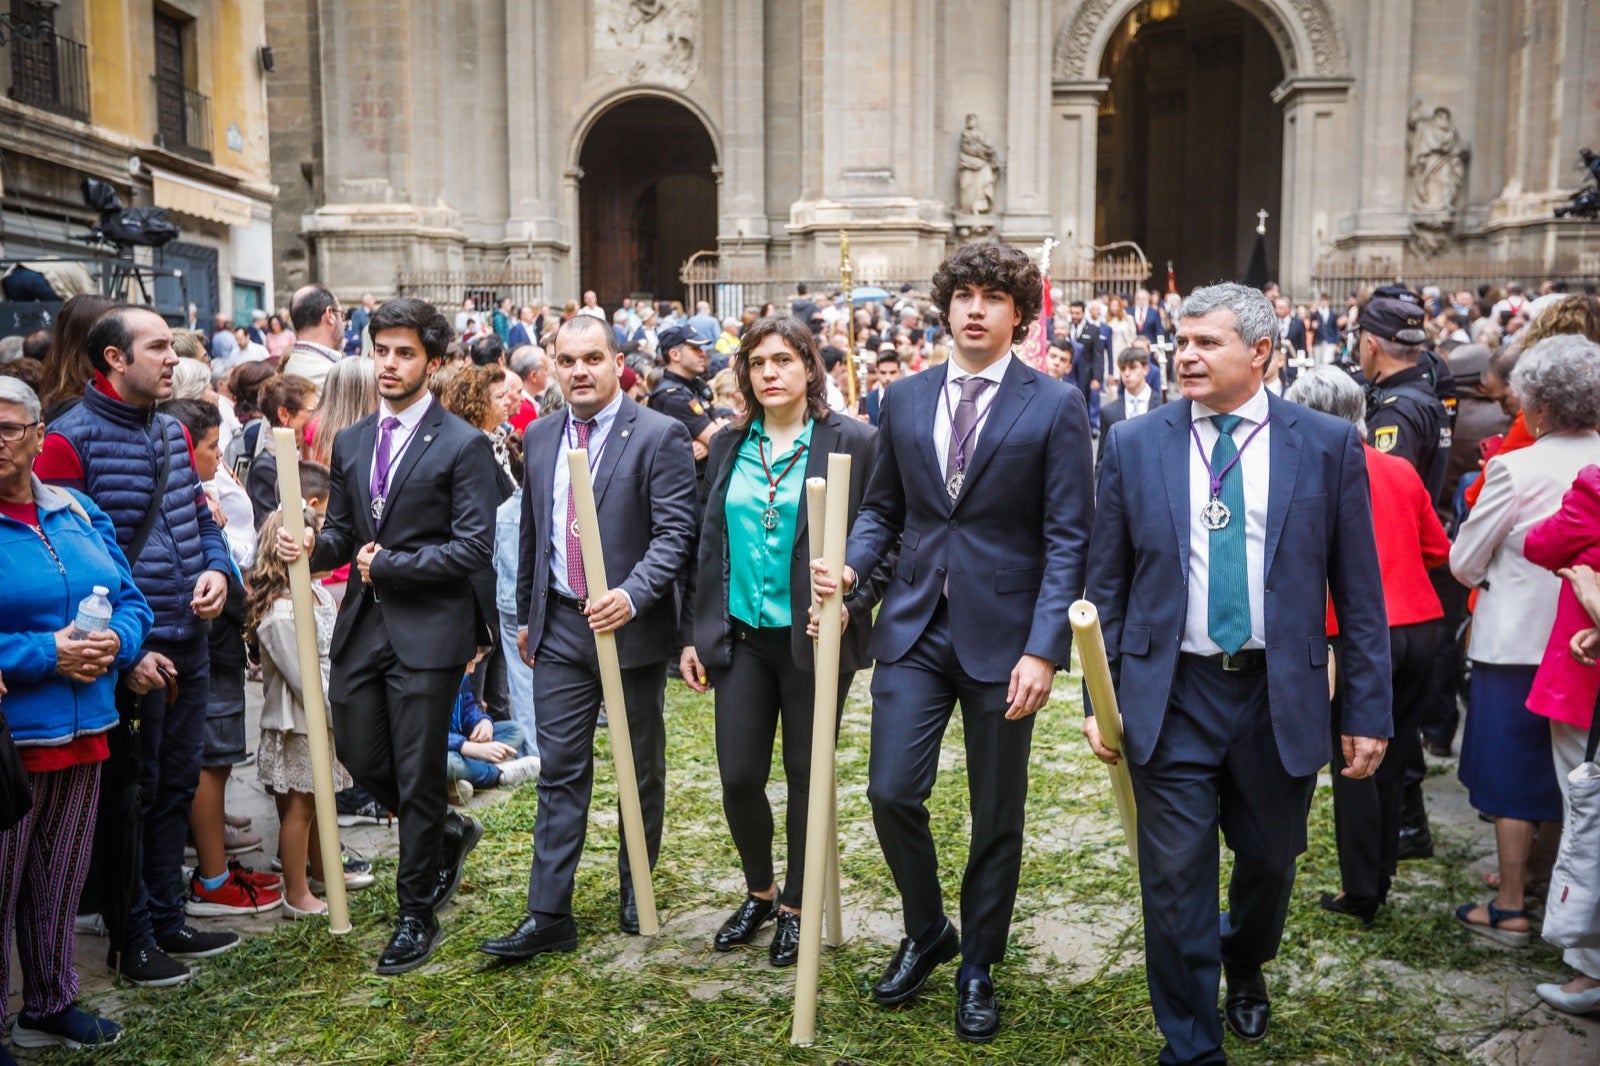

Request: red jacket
left=1523, top=464, right=1600, bottom=729
left=1328, top=444, right=1449, bottom=636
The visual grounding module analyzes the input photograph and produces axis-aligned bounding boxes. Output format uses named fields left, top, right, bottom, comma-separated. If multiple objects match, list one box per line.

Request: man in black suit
left=812, top=242, right=1094, bottom=1042
left=277, top=298, right=499, bottom=974
left=1063, top=299, right=1104, bottom=434
left=480, top=315, right=697, bottom=960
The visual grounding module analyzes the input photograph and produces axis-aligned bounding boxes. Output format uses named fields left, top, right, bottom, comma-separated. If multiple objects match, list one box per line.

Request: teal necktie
left=1206, top=414, right=1252, bottom=655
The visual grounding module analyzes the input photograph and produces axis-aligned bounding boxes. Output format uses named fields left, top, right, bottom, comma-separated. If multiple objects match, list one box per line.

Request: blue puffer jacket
left=0, top=479, right=152, bottom=746
left=44, top=384, right=231, bottom=643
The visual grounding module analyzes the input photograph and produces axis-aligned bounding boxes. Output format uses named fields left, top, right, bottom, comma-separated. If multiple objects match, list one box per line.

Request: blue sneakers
left=12, top=1005, right=124, bottom=1049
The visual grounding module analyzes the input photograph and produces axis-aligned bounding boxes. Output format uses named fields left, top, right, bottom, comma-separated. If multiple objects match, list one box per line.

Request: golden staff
left=806, top=478, right=845, bottom=949
left=271, top=428, right=351, bottom=934
left=792, top=455, right=852, bottom=1046
left=839, top=231, right=859, bottom=408
left=568, top=448, right=659, bottom=936
left=1068, top=600, right=1138, bottom=867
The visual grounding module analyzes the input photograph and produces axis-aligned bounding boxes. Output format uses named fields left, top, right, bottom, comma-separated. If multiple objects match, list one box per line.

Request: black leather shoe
left=768, top=910, right=801, bottom=967
left=478, top=914, right=579, bottom=960
left=1223, top=965, right=1270, bottom=1042
left=619, top=881, right=639, bottom=935
left=714, top=894, right=777, bottom=952
left=955, top=977, right=1000, bottom=1043
left=432, top=813, right=483, bottom=909
left=871, top=918, right=960, bottom=1005
left=1320, top=891, right=1381, bottom=926
left=375, top=915, right=442, bottom=975
left=1395, top=824, right=1434, bottom=861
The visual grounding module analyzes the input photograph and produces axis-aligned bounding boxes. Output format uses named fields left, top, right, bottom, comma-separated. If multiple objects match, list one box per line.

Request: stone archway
left=1050, top=0, right=1353, bottom=296
left=576, top=95, right=718, bottom=308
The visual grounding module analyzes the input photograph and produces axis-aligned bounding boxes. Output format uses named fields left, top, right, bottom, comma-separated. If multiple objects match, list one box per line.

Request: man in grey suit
left=481, top=315, right=698, bottom=960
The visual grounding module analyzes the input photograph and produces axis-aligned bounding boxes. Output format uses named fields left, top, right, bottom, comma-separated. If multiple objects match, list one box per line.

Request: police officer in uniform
left=1357, top=296, right=1452, bottom=504
left=649, top=324, right=728, bottom=501
left=1352, top=292, right=1453, bottom=862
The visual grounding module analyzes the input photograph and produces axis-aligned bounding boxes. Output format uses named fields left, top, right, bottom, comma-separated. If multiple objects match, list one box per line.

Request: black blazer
left=311, top=399, right=499, bottom=671
left=517, top=395, right=697, bottom=669
left=686, top=412, right=887, bottom=674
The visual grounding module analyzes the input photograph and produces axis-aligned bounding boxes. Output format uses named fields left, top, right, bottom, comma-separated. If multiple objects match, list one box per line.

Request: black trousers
left=708, top=623, right=850, bottom=910
left=525, top=599, right=667, bottom=920
left=330, top=607, right=461, bottom=920
left=1330, top=621, right=1442, bottom=898
left=866, top=600, right=1035, bottom=966
left=1421, top=570, right=1470, bottom=753
left=1130, top=656, right=1317, bottom=1066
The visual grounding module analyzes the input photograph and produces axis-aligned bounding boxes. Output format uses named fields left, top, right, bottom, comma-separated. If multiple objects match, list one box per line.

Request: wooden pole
left=271, top=428, right=351, bottom=934
left=806, top=478, right=845, bottom=949
left=792, top=455, right=851, bottom=1047
left=1068, top=600, right=1139, bottom=868
left=567, top=449, right=659, bottom=936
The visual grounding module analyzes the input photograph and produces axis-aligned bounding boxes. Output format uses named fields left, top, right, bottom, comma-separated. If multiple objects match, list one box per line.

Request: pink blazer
left=1524, top=464, right=1600, bottom=728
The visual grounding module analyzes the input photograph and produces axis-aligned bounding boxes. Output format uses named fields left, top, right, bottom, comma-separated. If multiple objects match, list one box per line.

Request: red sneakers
left=184, top=870, right=283, bottom=917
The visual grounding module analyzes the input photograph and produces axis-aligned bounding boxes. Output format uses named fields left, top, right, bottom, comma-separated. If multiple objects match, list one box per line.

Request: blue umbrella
left=850, top=286, right=891, bottom=305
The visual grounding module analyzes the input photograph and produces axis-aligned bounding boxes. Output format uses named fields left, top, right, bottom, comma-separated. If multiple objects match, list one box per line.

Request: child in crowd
left=446, top=666, right=540, bottom=806
left=245, top=507, right=355, bottom=918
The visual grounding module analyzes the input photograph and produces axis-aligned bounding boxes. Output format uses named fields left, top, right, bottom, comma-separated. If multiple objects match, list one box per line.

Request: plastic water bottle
left=70, top=586, right=113, bottom=639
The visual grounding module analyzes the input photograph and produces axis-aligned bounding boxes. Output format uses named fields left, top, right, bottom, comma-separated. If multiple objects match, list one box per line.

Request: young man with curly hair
left=812, top=241, right=1094, bottom=1041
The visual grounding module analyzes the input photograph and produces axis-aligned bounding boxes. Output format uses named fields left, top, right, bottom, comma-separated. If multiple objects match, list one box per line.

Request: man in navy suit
left=1084, top=283, right=1392, bottom=1064
left=1274, top=297, right=1309, bottom=360
left=1132, top=289, right=1164, bottom=343
left=813, top=242, right=1094, bottom=1042
left=480, top=315, right=697, bottom=961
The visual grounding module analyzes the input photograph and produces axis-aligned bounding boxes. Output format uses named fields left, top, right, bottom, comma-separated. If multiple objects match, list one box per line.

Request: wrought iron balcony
left=152, top=75, right=212, bottom=162
left=3, top=24, right=89, bottom=121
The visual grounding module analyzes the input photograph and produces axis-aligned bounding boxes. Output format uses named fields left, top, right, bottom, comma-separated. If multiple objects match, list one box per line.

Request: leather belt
left=1181, top=649, right=1267, bottom=673
left=550, top=590, right=588, bottom=613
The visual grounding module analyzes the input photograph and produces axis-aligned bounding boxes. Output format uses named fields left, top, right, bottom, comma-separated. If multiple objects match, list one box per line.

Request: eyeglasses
left=0, top=421, right=40, bottom=445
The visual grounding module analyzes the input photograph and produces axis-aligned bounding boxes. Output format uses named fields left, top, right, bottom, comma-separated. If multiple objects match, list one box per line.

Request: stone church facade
left=266, top=0, right=1600, bottom=308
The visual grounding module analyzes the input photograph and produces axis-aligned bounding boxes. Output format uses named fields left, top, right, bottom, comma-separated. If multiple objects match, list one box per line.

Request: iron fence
left=396, top=267, right=545, bottom=320
left=153, top=76, right=211, bottom=161
left=4, top=26, right=89, bottom=121
left=1310, top=253, right=1596, bottom=299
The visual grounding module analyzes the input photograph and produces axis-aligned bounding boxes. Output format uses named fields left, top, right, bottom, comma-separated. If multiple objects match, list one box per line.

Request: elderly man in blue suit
left=1084, top=282, right=1392, bottom=1065
left=814, top=241, right=1094, bottom=1042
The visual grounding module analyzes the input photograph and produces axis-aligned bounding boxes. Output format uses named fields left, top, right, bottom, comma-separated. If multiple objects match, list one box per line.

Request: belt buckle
left=575, top=596, right=588, bottom=613
left=1220, top=651, right=1242, bottom=672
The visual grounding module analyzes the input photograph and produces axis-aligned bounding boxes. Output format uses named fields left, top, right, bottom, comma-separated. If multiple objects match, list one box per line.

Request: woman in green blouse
left=681, top=315, right=883, bottom=966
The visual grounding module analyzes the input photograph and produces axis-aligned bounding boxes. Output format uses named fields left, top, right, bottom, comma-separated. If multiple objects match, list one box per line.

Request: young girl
left=245, top=508, right=353, bottom=918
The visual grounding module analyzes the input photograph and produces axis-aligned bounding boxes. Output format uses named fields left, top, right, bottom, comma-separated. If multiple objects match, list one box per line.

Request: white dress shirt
left=368, top=390, right=434, bottom=498
left=1181, top=386, right=1271, bottom=654
left=206, top=467, right=258, bottom=569
left=933, top=353, right=1011, bottom=479
left=1123, top=385, right=1152, bottom=420
left=549, top=391, right=625, bottom=599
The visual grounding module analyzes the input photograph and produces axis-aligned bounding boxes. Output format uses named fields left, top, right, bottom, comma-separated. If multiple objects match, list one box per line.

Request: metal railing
left=3, top=26, right=89, bottom=121
left=152, top=76, right=212, bottom=161
left=396, top=267, right=545, bottom=320
left=1310, top=253, right=1594, bottom=299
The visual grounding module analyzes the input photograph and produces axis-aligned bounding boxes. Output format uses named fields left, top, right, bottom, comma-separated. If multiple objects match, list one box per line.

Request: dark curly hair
left=930, top=241, right=1042, bottom=346
left=369, top=297, right=453, bottom=362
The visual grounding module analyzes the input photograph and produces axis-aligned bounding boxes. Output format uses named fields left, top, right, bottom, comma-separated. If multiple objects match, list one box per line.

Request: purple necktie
left=566, top=419, right=594, bottom=598
left=371, top=415, right=402, bottom=501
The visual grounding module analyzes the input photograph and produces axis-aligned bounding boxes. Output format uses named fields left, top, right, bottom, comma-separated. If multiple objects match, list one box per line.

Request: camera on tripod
left=1553, top=148, right=1600, bottom=220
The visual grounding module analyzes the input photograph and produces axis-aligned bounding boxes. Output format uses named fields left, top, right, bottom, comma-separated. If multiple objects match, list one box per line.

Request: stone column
left=503, top=0, right=566, bottom=291
left=1273, top=77, right=1354, bottom=297
left=717, top=0, right=769, bottom=270
left=1000, top=0, right=1054, bottom=245
left=1049, top=79, right=1109, bottom=259
left=1349, top=0, right=1413, bottom=252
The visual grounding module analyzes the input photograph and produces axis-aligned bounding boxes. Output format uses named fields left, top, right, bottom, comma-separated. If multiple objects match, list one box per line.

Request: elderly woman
left=0, top=379, right=152, bottom=1051
left=1286, top=368, right=1452, bottom=923
left=1451, top=333, right=1600, bottom=945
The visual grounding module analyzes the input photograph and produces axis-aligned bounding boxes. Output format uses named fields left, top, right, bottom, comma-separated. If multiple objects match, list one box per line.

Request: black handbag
left=0, top=709, right=34, bottom=833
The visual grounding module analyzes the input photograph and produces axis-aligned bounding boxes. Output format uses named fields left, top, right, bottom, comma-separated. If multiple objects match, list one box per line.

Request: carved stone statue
left=957, top=114, right=1001, bottom=216
left=1407, top=101, right=1470, bottom=255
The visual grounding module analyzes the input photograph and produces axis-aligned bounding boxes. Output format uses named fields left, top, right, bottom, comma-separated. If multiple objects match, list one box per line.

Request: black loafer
left=1319, top=890, right=1381, bottom=926
left=619, top=881, right=639, bottom=935
left=871, top=918, right=960, bottom=1005
left=955, top=977, right=1000, bottom=1043
left=714, top=894, right=777, bottom=952
left=479, top=914, right=579, bottom=960
left=375, top=914, right=442, bottom=975
left=768, top=910, right=801, bottom=967
left=432, top=813, right=483, bottom=910
left=1223, top=965, right=1270, bottom=1042
left=1395, top=824, right=1434, bottom=861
